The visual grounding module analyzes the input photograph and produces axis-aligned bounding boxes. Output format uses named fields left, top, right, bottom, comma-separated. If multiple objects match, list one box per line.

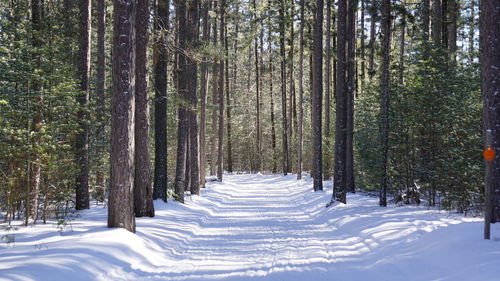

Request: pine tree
left=134, top=0, right=154, bottom=217
left=312, top=0, right=323, bottom=191
left=108, top=0, right=136, bottom=233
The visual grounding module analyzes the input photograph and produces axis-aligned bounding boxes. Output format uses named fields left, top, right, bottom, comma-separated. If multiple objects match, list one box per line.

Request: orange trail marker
left=483, top=146, right=496, bottom=163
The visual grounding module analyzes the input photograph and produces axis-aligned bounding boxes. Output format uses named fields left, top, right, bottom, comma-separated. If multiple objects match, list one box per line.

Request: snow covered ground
left=1, top=173, right=500, bottom=281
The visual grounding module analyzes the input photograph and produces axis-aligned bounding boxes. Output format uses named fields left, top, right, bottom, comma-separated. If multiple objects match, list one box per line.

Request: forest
left=0, top=0, right=500, bottom=279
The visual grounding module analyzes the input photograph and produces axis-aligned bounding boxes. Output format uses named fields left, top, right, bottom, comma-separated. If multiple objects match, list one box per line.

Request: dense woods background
left=0, top=0, right=498, bottom=235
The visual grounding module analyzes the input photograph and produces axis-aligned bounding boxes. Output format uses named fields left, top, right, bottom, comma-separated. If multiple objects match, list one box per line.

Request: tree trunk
left=96, top=0, right=107, bottom=188
left=423, top=0, right=430, bottom=41
left=76, top=0, right=91, bottom=210
left=468, top=0, right=475, bottom=62
left=399, top=5, right=406, bottom=85
left=346, top=0, right=357, bottom=194
left=447, top=0, right=457, bottom=60
left=279, top=0, right=290, bottom=175
left=269, top=11, right=278, bottom=174
left=333, top=0, right=347, bottom=204
left=368, top=0, right=376, bottom=78
left=153, top=0, right=169, bottom=201
left=324, top=0, right=332, bottom=180
left=199, top=0, right=210, bottom=188
left=210, top=2, right=218, bottom=176
left=199, top=1, right=210, bottom=188
left=431, top=0, right=442, bottom=45
left=360, top=0, right=365, bottom=93
left=217, top=0, right=225, bottom=181
left=253, top=0, right=261, bottom=172
left=442, top=0, right=448, bottom=48
left=288, top=0, right=297, bottom=171
left=26, top=0, right=44, bottom=224
left=134, top=0, right=154, bottom=217
left=312, top=0, right=324, bottom=191
left=187, top=0, right=200, bottom=195
left=108, top=0, right=136, bottom=233
left=297, top=0, right=305, bottom=180
left=379, top=0, right=391, bottom=207
left=174, top=0, right=188, bottom=203
left=225, top=23, right=233, bottom=174
left=481, top=0, right=500, bottom=239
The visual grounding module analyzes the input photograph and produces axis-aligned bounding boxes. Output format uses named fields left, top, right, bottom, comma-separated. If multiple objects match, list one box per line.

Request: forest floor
left=1, top=173, right=500, bottom=281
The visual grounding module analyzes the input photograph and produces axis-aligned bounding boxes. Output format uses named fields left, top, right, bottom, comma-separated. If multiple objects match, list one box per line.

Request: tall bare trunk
left=346, top=0, right=357, bottom=193
left=216, top=0, right=226, bottom=181
left=368, top=0, right=376, bottom=78
left=297, top=0, right=305, bottom=179
left=174, top=0, right=188, bottom=203
left=324, top=0, right=332, bottom=180
left=333, top=0, right=348, bottom=204
left=199, top=0, right=210, bottom=188
left=27, top=0, right=44, bottom=224
left=225, top=24, right=233, bottom=173
left=253, top=0, right=261, bottom=172
left=312, top=0, right=324, bottom=191
left=96, top=0, right=106, bottom=188
left=108, top=0, right=136, bottom=233
left=153, top=0, right=169, bottom=201
left=210, top=2, right=218, bottom=176
left=379, top=0, right=391, bottom=207
left=268, top=11, right=278, bottom=174
left=481, top=0, right=500, bottom=239
left=279, top=0, right=290, bottom=175
left=187, top=0, right=200, bottom=195
left=76, top=0, right=91, bottom=210
left=134, top=0, right=154, bottom=217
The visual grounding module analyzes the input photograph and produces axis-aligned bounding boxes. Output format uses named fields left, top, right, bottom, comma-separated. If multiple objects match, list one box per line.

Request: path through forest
left=1, top=174, right=500, bottom=281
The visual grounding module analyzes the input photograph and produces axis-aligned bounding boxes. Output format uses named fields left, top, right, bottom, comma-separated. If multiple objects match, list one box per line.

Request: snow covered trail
left=1, top=174, right=500, bottom=281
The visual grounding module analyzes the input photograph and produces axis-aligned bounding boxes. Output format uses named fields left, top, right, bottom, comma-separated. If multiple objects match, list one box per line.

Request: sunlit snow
left=1, top=173, right=499, bottom=281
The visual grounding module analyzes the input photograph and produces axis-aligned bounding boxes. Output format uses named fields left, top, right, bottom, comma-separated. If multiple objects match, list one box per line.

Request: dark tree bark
left=442, top=0, right=448, bottom=48
left=134, top=0, right=154, bottom=217
left=108, top=0, right=136, bottom=233
left=312, top=0, right=323, bottom=191
left=468, top=0, right=475, bottom=62
left=360, top=0, right=365, bottom=93
left=269, top=12, right=278, bottom=174
left=199, top=0, right=211, bottom=188
left=324, top=0, right=332, bottom=180
left=288, top=0, right=297, bottom=167
left=95, top=0, right=106, bottom=188
left=187, top=0, right=200, bottom=195
left=174, top=0, right=188, bottom=203
left=279, top=0, right=290, bottom=175
left=253, top=0, right=262, bottom=172
left=423, top=0, right=430, bottom=41
left=481, top=0, right=500, bottom=239
left=447, top=0, right=457, bottom=59
left=153, top=0, right=169, bottom=201
left=379, top=0, right=391, bottom=207
left=210, top=1, right=218, bottom=176
left=217, top=0, right=226, bottom=181
left=225, top=23, right=233, bottom=174
left=346, top=0, right=357, bottom=194
left=399, top=3, right=406, bottom=85
left=297, top=0, right=305, bottom=180
left=26, top=0, right=44, bottom=225
left=368, top=0, right=376, bottom=78
left=431, top=0, right=442, bottom=44
left=333, top=0, right=348, bottom=204
left=76, top=0, right=91, bottom=210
